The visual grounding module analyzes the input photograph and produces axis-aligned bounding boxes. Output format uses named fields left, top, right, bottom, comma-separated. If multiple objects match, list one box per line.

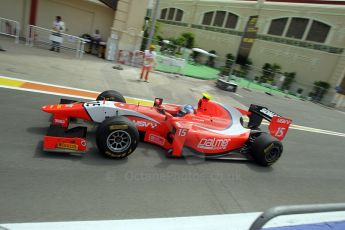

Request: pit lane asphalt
left=1, top=37, right=345, bottom=223
left=1, top=88, right=345, bottom=223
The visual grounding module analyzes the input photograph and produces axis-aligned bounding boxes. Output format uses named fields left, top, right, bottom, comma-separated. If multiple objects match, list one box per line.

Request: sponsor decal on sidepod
left=149, top=134, right=165, bottom=145
left=197, top=138, right=231, bottom=150
left=132, top=120, right=157, bottom=129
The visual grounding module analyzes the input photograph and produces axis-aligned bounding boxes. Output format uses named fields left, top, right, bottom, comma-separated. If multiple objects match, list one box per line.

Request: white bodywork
left=83, top=101, right=159, bottom=123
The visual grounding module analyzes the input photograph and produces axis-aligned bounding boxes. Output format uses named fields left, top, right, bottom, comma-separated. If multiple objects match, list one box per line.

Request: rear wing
left=248, top=104, right=292, bottom=140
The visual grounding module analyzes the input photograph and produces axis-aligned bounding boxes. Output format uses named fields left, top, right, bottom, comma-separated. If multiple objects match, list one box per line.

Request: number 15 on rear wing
left=247, top=104, right=292, bottom=140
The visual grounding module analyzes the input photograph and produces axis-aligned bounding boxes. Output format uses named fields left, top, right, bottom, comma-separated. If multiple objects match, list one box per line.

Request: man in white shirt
left=50, top=16, right=65, bottom=52
left=140, top=45, right=157, bottom=82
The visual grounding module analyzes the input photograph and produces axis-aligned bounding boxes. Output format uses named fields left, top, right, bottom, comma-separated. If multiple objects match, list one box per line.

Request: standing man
left=90, top=29, right=102, bottom=54
left=50, top=16, right=65, bottom=52
left=140, top=45, right=156, bottom=82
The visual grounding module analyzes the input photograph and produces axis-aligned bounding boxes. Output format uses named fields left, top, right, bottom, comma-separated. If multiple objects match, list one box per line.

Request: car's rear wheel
left=96, top=90, right=126, bottom=103
left=96, top=116, right=139, bottom=159
left=250, top=133, right=283, bottom=166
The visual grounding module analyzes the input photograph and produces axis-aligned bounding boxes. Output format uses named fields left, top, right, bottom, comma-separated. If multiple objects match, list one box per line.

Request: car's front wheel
left=96, top=116, right=139, bottom=159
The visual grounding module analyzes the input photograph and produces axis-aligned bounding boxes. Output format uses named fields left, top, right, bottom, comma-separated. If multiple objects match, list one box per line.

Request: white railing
left=26, top=25, right=86, bottom=58
left=249, top=203, right=345, bottom=230
left=0, top=17, right=20, bottom=43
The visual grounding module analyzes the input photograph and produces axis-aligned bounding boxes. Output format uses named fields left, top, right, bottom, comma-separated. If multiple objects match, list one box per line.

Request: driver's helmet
left=177, top=104, right=195, bottom=117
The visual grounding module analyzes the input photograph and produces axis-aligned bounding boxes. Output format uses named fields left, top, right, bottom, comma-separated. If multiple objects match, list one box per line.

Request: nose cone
left=41, top=105, right=51, bottom=113
left=41, top=103, right=91, bottom=121
left=41, top=104, right=61, bottom=114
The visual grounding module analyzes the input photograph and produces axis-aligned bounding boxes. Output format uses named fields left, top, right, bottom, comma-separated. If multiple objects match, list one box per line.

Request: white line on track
left=0, top=85, right=96, bottom=100
left=0, top=75, right=100, bottom=93
left=1, top=77, right=345, bottom=138
left=0, top=75, right=153, bottom=102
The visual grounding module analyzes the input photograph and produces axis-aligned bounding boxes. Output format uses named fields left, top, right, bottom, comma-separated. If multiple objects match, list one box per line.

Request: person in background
left=90, top=29, right=102, bottom=53
left=50, top=16, right=65, bottom=52
left=140, top=45, right=156, bottom=83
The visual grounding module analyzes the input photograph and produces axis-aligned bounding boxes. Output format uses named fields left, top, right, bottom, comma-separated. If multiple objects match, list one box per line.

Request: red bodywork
left=41, top=98, right=291, bottom=157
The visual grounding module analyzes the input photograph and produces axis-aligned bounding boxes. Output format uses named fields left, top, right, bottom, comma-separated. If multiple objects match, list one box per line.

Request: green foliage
left=314, top=81, right=331, bottom=89
left=239, top=58, right=253, bottom=78
left=219, top=66, right=230, bottom=75
left=168, top=32, right=195, bottom=48
left=260, top=63, right=281, bottom=83
left=154, top=21, right=161, bottom=41
left=140, top=20, right=161, bottom=51
left=207, top=50, right=216, bottom=67
left=244, top=58, right=252, bottom=66
left=174, top=36, right=186, bottom=46
left=192, top=50, right=201, bottom=60
left=158, top=32, right=195, bottom=56
left=309, top=81, right=330, bottom=102
left=175, top=51, right=183, bottom=57
left=281, top=72, right=296, bottom=91
left=221, top=56, right=252, bottom=78
left=140, top=29, right=149, bottom=51
left=260, top=63, right=271, bottom=83
left=233, top=69, right=246, bottom=78
left=181, top=32, right=195, bottom=48
left=219, top=53, right=235, bottom=75
left=225, top=53, right=234, bottom=67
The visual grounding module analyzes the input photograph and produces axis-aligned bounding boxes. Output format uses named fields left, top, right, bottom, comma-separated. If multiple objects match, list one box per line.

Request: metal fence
left=26, top=25, right=86, bottom=58
left=116, top=50, right=144, bottom=67
left=0, top=17, right=20, bottom=43
left=249, top=203, right=345, bottom=230
left=219, top=63, right=335, bottom=103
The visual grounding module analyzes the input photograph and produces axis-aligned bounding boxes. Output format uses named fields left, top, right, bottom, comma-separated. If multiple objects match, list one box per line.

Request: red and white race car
left=41, top=90, right=292, bottom=166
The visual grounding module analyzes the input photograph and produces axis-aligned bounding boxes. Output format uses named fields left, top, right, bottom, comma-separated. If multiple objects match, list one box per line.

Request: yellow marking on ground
left=125, top=97, right=153, bottom=106
left=0, top=78, right=25, bottom=87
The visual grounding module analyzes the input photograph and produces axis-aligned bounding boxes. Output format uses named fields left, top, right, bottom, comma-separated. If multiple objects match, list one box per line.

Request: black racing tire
left=96, top=116, right=139, bottom=159
left=251, top=133, right=283, bottom=167
left=96, top=90, right=126, bottom=103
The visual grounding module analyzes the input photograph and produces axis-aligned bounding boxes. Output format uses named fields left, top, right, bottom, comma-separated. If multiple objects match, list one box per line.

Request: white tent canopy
left=192, top=48, right=217, bottom=57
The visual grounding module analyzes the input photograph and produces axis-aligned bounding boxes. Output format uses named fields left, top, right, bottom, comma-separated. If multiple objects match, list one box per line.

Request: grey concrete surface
left=1, top=36, right=345, bottom=223
left=0, top=37, right=243, bottom=108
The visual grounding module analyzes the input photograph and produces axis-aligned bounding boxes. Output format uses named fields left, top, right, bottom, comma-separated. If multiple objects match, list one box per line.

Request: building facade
left=0, top=0, right=148, bottom=56
left=157, top=0, right=345, bottom=105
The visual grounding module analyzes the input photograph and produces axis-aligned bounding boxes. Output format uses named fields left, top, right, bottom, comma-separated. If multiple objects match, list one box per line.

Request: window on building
left=147, top=9, right=153, bottom=18
left=202, top=11, right=238, bottom=28
left=266, top=17, right=331, bottom=43
left=268, top=18, right=288, bottom=36
left=306, top=20, right=330, bottom=43
left=202, top=11, right=214, bottom=25
left=160, top=8, right=167, bottom=20
left=213, top=11, right=226, bottom=27
left=225, top=12, right=238, bottom=29
left=175, top=9, right=183, bottom=21
left=286, top=17, right=309, bottom=39
left=160, top=8, right=184, bottom=22
left=167, top=8, right=176, bottom=21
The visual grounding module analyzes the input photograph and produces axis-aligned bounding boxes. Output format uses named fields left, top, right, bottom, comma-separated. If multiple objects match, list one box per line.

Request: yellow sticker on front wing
left=57, top=142, right=78, bottom=150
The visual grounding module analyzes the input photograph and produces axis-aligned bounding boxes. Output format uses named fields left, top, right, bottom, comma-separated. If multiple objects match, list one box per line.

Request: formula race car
left=41, top=90, right=292, bottom=166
